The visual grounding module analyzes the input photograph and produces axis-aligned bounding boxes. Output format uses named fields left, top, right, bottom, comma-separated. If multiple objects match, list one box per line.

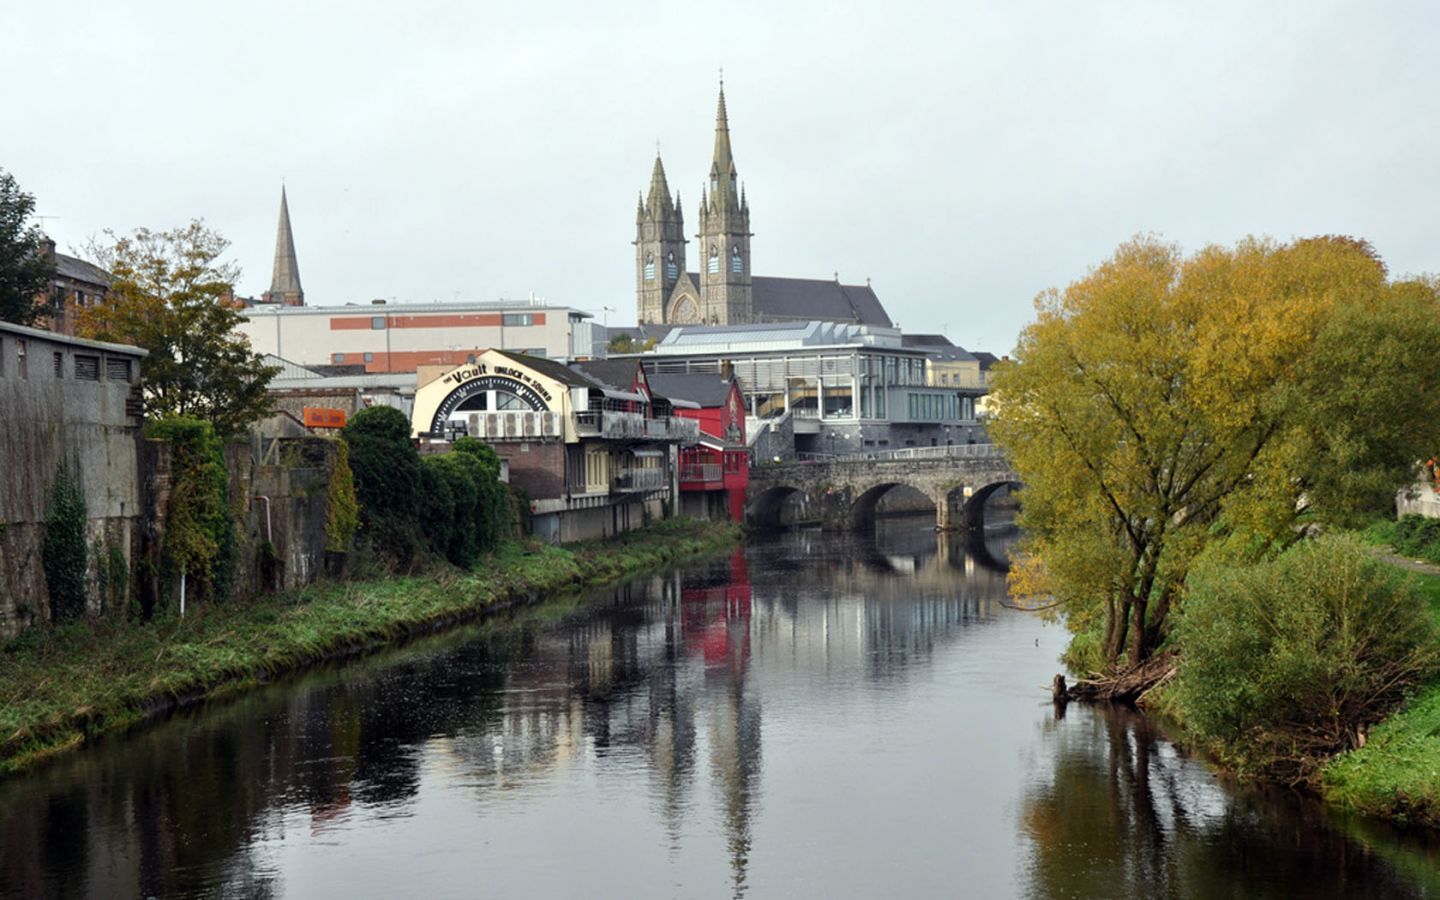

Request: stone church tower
left=635, top=85, right=752, bottom=325
left=635, top=155, right=686, bottom=325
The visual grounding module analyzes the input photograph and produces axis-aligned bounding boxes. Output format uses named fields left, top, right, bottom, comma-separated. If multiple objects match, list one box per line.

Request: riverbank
left=1321, top=539, right=1440, bottom=828
left=0, top=518, right=741, bottom=777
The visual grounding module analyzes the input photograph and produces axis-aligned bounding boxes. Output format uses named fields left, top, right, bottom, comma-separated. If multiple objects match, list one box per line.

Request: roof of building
left=971, top=351, right=1001, bottom=370
left=489, top=348, right=597, bottom=388
left=54, top=253, right=111, bottom=287
left=646, top=320, right=916, bottom=355
left=645, top=371, right=735, bottom=407
left=0, top=319, right=145, bottom=356
left=568, top=358, right=641, bottom=392
left=752, top=276, right=892, bottom=327
left=241, top=299, right=591, bottom=318
left=902, top=333, right=978, bottom=363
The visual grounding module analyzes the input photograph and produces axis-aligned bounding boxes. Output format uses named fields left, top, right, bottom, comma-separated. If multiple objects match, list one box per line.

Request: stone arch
left=947, top=479, right=1022, bottom=531
left=668, top=293, right=701, bottom=324
left=848, top=482, right=938, bottom=531
left=747, top=485, right=807, bottom=531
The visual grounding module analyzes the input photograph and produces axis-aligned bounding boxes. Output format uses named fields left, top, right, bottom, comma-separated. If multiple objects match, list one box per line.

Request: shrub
left=343, top=406, right=422, bottom=567
left=146, top=416, right=235, bottom=605
left=325, top=439, right=360, bottom=553
left=1393, top=514, right=1440, bottom=564
left=41, top=459, right=88, bottom=624
left=1172, top=535, right=1440, bottom=781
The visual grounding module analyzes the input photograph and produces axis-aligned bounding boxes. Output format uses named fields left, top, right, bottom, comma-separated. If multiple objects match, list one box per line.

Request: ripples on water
left=2, top=515, right=1439, bottom=899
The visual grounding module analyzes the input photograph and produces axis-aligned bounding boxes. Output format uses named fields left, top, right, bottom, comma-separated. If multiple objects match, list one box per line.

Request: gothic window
left=708, top=244, right=720, bottom=275
left=669, top=295, right=701, bottom=324
left=731, top=244, right=743, bottom=274
left=644, top=252, right=655, bottom=283
left=666, top=251, right=678, bottom=280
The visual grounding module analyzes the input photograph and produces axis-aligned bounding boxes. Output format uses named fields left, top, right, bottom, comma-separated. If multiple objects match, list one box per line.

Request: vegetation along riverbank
left=0, top=518, right=740, bottom=777
left=989, top=235, right=1440, bottom=828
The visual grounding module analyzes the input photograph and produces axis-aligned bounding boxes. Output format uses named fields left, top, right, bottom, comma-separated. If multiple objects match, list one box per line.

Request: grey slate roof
left=55, top=253, right=111, bottom=287
left=903, top=333, right=977, bottom=363
left=491, top=349, right=597, bottom=388
left=678, top=273, right=893, bottom=327
left=752, top=276, right=892, bottom=327
left=644, top=371, right=735, bottom=407
left=569, top=358, right=641, bottom=391
left=971, top=351, right=1001, bottom=371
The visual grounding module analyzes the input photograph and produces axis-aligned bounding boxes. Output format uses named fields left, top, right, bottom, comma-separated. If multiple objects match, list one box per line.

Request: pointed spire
left=265, top=186, right=304, bottom=306
left=645, top=153, right=676, bottom=219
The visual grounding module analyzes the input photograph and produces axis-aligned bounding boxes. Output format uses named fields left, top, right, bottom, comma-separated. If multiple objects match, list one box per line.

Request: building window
left=371, top=316, right=386, bottom=330
left=644, top=253, right=655, bottom=283
left=502, top=313, right=534, bottom=327
left=106, top=356, right=131, bottom=382
left=75, top=354, right=100, bottom=381
left=332, top=353, right=345, bottom=364
left=708, top=244, right=720, bottom=275
left=666, top=252, right=678, bottom=280
left=363, top=352, right=374, bottom=363
left=53, top=352, right=63, bottom=378
left=731, top=245, right=742, bottom=273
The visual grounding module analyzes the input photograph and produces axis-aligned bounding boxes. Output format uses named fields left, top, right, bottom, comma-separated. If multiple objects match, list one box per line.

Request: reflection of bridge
left=747, top=444, right=1020, bottom=531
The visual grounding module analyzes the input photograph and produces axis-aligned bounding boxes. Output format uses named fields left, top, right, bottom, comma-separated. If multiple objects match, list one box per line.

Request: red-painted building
left=647, top=370, right=750, bottom=522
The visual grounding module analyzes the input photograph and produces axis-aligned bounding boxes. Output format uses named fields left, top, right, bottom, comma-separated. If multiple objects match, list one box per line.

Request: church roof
left=751, top=276, right=893, bottom=327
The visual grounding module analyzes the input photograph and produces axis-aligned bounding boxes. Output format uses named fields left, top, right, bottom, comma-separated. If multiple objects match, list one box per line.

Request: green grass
left=0, top=518, right=740, bottom=776
left=1323, top=569, right=1440, bottom=827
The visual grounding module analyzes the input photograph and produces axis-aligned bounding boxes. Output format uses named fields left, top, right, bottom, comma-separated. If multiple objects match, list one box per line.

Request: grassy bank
left=1323, top=567, right=1440, bottom=827
left=0, top=518, right=740, bottom=777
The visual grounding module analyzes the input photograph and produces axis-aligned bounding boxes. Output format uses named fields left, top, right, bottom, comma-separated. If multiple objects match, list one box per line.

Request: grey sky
left=8, top=0, right=1437, bottom=353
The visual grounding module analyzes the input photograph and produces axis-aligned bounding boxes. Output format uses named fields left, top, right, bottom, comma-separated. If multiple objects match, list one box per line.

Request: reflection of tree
left=1020, top=706, right=1431, bottom=900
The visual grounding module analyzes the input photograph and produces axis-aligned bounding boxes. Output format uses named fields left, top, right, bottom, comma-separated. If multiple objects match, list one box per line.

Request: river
left=2, top=515, right=1439, bottom=898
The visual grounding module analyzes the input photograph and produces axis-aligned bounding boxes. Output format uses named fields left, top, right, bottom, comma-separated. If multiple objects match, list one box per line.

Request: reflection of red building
left=649, top=370, right=751, bottom=521
left=680, top=549, right=753, bottom=669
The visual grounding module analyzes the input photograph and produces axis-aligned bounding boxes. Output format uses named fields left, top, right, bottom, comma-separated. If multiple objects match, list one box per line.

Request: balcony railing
left=573, top=412, right=700, bottom=443
left=614, top=469, right=667, bottom=492
left=680, top=463, right=723, bottom=483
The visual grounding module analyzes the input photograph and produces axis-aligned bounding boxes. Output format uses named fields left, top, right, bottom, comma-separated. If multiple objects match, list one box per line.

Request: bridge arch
left=849, top=483, right=938, bottom=530
left=946, top=479, right=1021, bottom=531
left=747, top=486, right=808, bottom=531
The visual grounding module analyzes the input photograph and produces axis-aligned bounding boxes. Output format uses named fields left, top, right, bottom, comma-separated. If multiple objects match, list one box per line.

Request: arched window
left=666, top=251, right=678, bottom=280
left=644, top=252, right=655, bottom=283
left=730, top=244, right=742, bottom=274
left=708, top=243, right=720, bottom=274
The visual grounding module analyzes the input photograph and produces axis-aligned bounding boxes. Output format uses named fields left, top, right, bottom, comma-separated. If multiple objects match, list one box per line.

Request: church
left=635, top=86, right=893, bottom=328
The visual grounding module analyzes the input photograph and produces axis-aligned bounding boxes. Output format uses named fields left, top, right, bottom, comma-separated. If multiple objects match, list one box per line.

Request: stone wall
left=0, top=326, right=145, bottom=636
left=1398, top=482, right=1440, bottom=519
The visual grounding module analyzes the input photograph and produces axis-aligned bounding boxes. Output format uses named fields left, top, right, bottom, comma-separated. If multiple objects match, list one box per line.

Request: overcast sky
left=7, top=0, right=1437, bottom=352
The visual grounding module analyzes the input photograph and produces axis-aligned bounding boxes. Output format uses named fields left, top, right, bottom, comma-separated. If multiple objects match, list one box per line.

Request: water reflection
left=2, top=518, right=1437, bottom=899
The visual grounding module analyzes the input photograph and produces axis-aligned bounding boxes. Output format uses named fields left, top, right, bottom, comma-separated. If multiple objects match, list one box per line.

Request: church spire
left=709, top=82, right=738, bottom=212
left=646, top=153, right=675, bottom=217
left=264, top=186, right=304, bottom=306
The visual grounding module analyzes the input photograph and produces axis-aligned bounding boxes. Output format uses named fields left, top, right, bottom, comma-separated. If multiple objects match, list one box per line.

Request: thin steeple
left=710, top=82, right=737, bottom=207
left=265, top=186, right=304, bottom=306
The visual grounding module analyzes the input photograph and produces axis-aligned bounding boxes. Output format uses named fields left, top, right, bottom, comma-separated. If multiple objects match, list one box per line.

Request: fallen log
left=1062, top=652, right=1178, bottom=705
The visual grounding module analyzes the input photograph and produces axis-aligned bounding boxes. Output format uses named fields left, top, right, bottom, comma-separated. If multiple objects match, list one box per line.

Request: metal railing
left=680, top=463, right=723, bottom=483
left=794, top=443, right=1005, bottom=463
left=614, top=469, right=668, bottom=492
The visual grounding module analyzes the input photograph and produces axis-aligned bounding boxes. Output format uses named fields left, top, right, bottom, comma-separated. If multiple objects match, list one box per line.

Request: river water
left=2, top=516, right=1439, bottom=898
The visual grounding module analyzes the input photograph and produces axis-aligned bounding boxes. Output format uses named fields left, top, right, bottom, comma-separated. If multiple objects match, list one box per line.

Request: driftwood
left=1061, top=652, right=1178, bottom=705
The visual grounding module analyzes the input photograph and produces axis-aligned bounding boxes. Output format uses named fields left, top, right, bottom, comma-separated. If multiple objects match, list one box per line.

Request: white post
left=179, top=568, right=187, bottom=618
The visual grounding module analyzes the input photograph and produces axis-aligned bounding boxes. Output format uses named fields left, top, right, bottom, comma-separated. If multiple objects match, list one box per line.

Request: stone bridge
left=746, top=445, right=1021, bottom=532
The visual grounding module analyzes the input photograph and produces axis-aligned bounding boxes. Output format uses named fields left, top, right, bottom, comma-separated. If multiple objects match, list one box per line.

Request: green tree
left=0, top=169, right=54, bottom=326
left=991, top=235, right=1440, bottom=670
left=76, top=221, right=278, bottom=435
left=146, top=417, right=235, bottom=607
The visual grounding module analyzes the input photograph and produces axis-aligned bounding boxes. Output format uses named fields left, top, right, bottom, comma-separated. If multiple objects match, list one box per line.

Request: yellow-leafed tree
left=991, top=235, right=1440, bottom=671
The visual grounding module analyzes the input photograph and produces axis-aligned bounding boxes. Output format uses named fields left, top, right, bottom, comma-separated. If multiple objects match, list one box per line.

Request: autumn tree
left=76, top=221, right=278, bottom=435
left=0, top=169, right=54, bottom=325
left=990, top=235, right=1440, bottom=671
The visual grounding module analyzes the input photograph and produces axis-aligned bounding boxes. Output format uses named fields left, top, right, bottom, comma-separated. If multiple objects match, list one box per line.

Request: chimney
left=371, top=298, right=386, bottom=305
left=38, top=235, right=56, bottom=260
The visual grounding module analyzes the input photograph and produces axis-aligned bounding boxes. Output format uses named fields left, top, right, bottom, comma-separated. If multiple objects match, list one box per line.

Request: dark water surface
left=3, top=516, right=1439, bottom=898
